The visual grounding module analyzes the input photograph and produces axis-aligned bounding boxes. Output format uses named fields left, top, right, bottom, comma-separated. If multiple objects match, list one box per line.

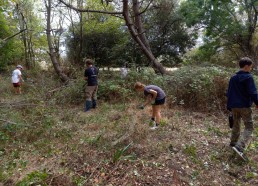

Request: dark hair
left=84, top=58, right=93, bottom=65
left=239, top=57, right=253, bottom=68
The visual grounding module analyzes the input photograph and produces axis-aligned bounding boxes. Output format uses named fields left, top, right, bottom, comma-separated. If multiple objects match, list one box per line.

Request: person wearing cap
left=12, top=65, right=23, bottom=94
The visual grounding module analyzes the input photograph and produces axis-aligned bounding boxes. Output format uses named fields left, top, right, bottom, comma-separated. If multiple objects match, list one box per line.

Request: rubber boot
left=92, top=99, right=97, bottom=109
left=85, top=100, right=92, bottom=112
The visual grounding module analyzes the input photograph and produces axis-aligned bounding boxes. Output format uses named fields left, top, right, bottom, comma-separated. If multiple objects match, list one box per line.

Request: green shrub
left=166, top=66, right=231, bottom=112
left=47, top=66, right=235, bottom=112
left=97, top=66, right=233, bottom=112
left=51, top=79, right=85, bottom=104
left=0, top=76, right=13, bottom=96
left=98, top=79, right=133, bottom=102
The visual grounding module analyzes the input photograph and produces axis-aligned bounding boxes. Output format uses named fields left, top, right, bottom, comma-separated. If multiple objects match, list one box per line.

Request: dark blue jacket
left=84, top=66, right=98, bottom=86
left=227, top=70, right=258, bottom=110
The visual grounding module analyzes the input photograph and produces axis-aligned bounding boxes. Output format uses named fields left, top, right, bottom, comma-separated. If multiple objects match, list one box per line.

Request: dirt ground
left=0, top=73, right=258, bottom=185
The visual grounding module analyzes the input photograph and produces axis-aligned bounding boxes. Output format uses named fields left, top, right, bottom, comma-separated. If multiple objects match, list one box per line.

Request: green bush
left=47, top=66, right=236, bottom=112
left=98, top=68, right=166, bottom=103
left=0, top=76, right=13, bottom=96
left=97, top=66, right=232, bottom=112
left=51, top=79, right=85, bottom=104
left=166, top=66, right=231, bottom=111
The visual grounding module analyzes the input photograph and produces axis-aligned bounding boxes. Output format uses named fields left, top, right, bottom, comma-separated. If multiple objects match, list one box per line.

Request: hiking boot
left=229, top=143, right=235, bottom=147
left=85, top=100, right=92, bottom=112
left=232, top=146, right=246, bottom=161
left=92, top=99, right=97, bottom=109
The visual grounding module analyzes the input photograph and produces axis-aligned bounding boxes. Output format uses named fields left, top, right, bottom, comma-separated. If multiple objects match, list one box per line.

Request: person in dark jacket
left=227, top=57, right=258, bottom=156
left=84, top=58, right=98, bottom=112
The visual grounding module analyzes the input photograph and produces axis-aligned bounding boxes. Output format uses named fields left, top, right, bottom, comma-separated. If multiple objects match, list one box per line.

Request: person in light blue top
left=134, top=82, right=166, bottom=129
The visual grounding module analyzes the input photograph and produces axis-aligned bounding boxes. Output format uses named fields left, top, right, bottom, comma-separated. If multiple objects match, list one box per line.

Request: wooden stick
left=0, top=119, right=18, bottom=125
left=112, top=110, right=137, bottom=146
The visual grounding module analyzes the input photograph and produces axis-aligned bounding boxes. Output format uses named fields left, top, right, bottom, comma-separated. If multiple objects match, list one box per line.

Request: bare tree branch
left=45, top=0, right=69, bottom=83
left=139, top=0, right=154, bottom=15
left=1, top=29, right=27, bottom=42
left=123, top=0, right=167, bottom=74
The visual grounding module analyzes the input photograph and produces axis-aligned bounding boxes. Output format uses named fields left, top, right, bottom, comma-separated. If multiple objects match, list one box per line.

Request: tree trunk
left=123, top=0, right=167, bottom=74
left=46, top=0, right=69, bottom=83
left=59, top=0, right=167, bottom=74
left=78, top=0, right=83, bottom=64
left=15, top=4, right=30, bottom=69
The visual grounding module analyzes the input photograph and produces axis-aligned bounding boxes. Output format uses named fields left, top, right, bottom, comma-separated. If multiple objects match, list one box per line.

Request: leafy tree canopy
left=145, top=0, right=195, bottom=66
left=0, top=4, right=23, bottom=71
left=66, top=0, right=130, bottom=67
left=180, top=0, right=258, bottom=64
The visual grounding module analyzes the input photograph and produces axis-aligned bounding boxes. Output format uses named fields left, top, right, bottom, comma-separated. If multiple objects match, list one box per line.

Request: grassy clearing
left=0, top=68, right=258, bottom=185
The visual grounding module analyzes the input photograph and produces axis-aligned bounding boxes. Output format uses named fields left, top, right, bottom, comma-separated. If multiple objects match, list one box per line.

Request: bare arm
left=143, top=89, right=157, bottom=106
left=18, top=74, right=23, bottom=82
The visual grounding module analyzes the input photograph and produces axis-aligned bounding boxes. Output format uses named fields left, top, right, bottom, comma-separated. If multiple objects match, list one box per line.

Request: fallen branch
left=0, top=118, right=31, bottom=127
left=82, top=161, right=102, bottom=185
left=47, top=79, right=77, bottom=94
left=0, top=118, right=18, bottom=125
left=49, top=174, right=63, bottom=185
left=111, top=110, right=137, bottom=146
left=47, top=85, right=67, bottom=93
left=0, top=103, right=38, bottom=108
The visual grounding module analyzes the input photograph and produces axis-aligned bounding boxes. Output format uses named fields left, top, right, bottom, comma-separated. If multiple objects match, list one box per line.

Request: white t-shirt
left=120, top=67, right=128, bottom=78
left=12, top=69, right=22, bottom=83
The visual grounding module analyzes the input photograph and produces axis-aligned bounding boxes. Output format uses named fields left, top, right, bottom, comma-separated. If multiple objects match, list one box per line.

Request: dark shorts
left=154, top=97, right=166, bottom=105
left=13, top=83, right=21, bottom=87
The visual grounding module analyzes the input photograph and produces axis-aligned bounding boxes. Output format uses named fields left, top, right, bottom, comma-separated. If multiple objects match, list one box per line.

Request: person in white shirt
left=12, top=65, right=23, bottom=94
left=120, top=63, right=128, bottom=78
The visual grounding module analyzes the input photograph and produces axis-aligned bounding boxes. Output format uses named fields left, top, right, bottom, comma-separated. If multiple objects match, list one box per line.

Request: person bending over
left=135, top=82, right=166, bottom=130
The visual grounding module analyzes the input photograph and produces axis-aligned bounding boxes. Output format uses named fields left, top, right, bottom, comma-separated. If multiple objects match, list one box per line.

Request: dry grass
left=0, top=72, right=258, bottom=186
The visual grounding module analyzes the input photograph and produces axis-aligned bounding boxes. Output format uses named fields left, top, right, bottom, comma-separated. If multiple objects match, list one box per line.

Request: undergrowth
left=42, top=66, right=235, bottom=112
left=1, top=66, right=258, bottom=185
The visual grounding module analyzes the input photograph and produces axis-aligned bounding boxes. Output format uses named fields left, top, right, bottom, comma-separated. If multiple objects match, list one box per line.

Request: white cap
left=17, top=65, right=23, bottom=69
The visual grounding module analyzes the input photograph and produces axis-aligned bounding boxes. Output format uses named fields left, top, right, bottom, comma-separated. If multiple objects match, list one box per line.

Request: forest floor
left=0, top=74, right=258, bottom=186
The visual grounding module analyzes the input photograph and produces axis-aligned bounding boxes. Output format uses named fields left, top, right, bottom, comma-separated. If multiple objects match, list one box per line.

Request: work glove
left=138, top=105, right=144, bottom=109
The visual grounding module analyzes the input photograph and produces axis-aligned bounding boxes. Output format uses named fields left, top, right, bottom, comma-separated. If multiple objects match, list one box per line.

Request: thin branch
left=81, top=161, right=102, bottom=185
left=139, top=0, right=153, bottom=15
left=0, top=119, right=18, bottom=125
left=0, top=104, right=38, bottom=108
left=1, top=29, right=27, bottom=42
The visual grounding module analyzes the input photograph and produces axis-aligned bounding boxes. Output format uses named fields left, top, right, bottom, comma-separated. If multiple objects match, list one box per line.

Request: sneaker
left=232, top=146, right=246, bottom=161
left=150, top=125, right=158, bottom=130
left=150, top=123, right=159, bottom=130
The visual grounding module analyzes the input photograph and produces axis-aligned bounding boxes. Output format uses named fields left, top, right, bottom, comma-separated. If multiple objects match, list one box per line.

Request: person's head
left=16, top=65, right=23, bottom=70
left=134, top=82, right=145, bottom=91
left=124, top=62, right=128, bottom=68
left=84, top=58, right=94, bottom=67
left=239, top=57, right=253, bottom=72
